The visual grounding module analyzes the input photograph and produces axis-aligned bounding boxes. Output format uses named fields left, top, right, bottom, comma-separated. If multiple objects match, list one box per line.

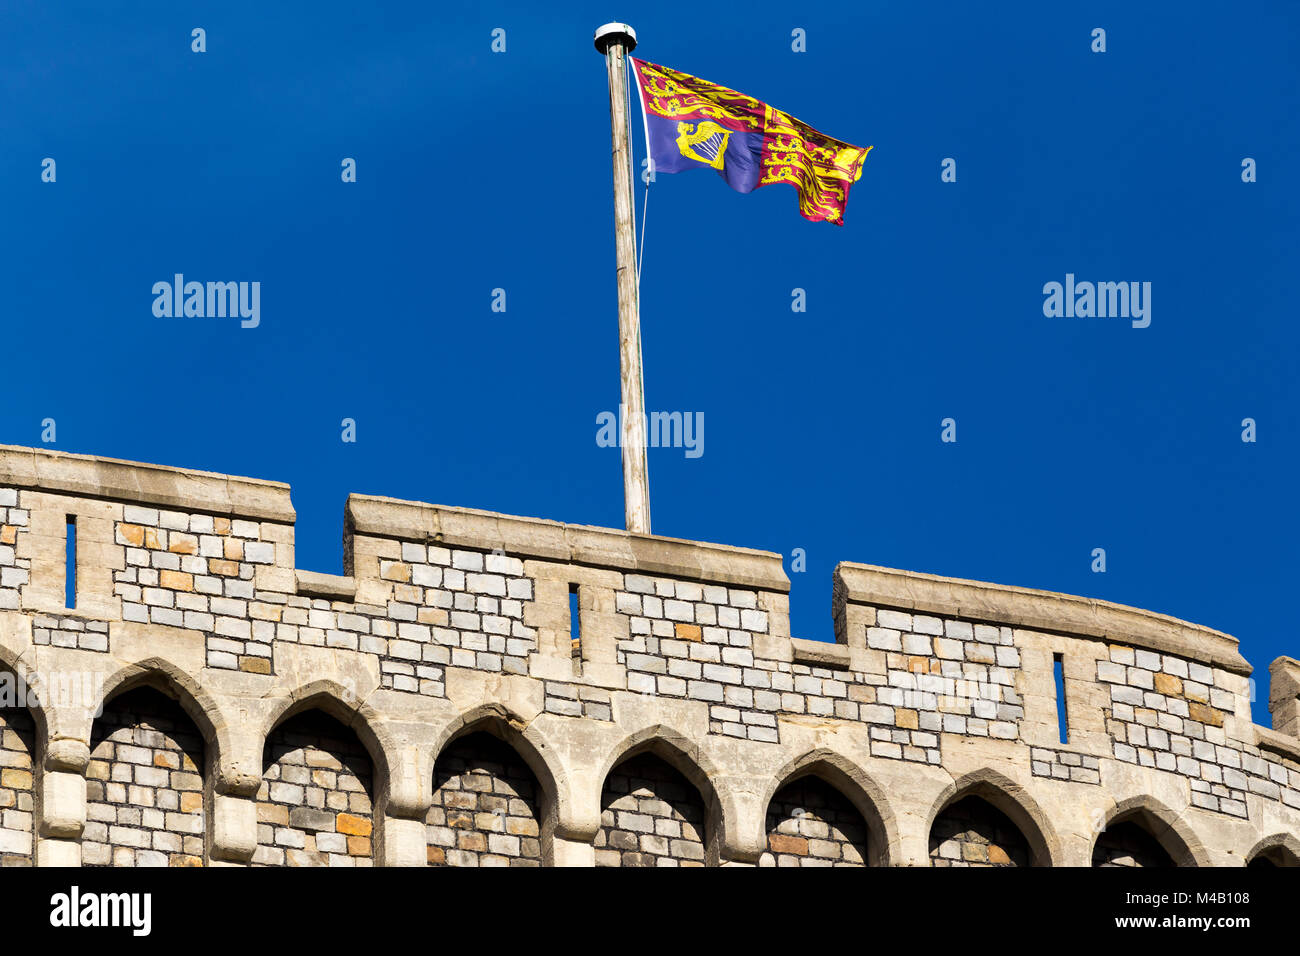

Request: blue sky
left=2, top=2, right=1296, bottom=723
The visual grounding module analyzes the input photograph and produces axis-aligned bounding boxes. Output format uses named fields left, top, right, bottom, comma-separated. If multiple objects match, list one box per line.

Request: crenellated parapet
left=0, top=443, right=1297, bottom=868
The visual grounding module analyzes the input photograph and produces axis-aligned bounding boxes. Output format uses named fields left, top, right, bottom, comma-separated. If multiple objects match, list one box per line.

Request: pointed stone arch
left=760, top=748, right=898, bottom=866
left=1092, top=795, right=1208, bottom=867
left=260, top=679, right=393, bottom=791
left=595, top=724, right=722, bottom=812
left=0, top=652, right=39, bottom=867
left=926, top=767, right=1060, bottom=867
left=429, top=703, right=565, bottom=821
left=96, top=656, right=226, bottom=772
left=86, top=684, right=208, bottom=866
left=426, top=703, right=565, bottom=866
left=0, top=645, right=49, bottom=748
left=254, top=682, right=392, bottom=868
left=595, top=723, right=724, bottom=865
left=1246, top=832, right=1300, bottom=867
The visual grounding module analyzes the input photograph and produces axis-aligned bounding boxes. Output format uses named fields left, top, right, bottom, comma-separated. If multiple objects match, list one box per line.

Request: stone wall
left=929, top=795, right=1030, bottom=866
left=0, top=704, right=35, bottom=865
left=427, top=733, right=542, bottom=866
left=0, top=444, right=1298, bottom=867
left=84, top=687, right=205, bottom=866
left=595, top=753, right=707, bottom=866
left=761, top=776, right=868, bottom=866
left=0, top=489, right=30, bottom=612
left=253, top=711, right=374, bottom=867
left=1099, top=646, right=1293, bottom=819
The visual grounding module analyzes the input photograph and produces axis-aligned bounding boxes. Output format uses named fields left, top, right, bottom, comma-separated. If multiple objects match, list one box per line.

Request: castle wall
left=0, top=704, right=35, bottom=866
left=0, top=444, right=1298, bottom=867
left=929, top=795, right=1029, bottom=866
left=252, top=711, right=374, bottom=867
left=761, top=775, right=869, bottom=866
left=595, top=752, right=707, bottom=866
left=84, top=688, right=205, bottom=866
left=427, top=732, right=543, bottom=866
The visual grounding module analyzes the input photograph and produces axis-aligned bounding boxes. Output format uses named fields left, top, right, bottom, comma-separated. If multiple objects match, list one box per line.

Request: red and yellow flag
left=632, top=58, right=872, bottom=225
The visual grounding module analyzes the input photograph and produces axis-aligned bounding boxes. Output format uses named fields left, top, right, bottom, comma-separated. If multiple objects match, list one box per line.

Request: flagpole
left=595, top=22, right=651, bottom=536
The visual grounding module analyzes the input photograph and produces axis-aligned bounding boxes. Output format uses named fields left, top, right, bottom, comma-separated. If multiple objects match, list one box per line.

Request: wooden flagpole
left=594, top=22, right=651, bottom=535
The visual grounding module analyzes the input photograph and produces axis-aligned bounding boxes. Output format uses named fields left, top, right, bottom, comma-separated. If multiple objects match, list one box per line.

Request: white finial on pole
left=595, top=22, right=651, bottom=536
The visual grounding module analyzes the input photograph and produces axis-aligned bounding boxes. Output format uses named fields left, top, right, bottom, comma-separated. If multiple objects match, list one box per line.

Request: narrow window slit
left=1053, top=653, right=1068, bottom=743
left=569, top=584, right=581, bottom=658
left=65, top=515, right=77, bottom=608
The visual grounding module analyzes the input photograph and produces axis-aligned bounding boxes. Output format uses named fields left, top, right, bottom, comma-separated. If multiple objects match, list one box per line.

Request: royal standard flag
left=631, top=58, right=872, bottom=225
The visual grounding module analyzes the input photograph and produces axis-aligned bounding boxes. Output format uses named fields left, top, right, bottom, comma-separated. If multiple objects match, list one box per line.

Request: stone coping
left=790, top=637, right=850, bottom=670
left=346, top=494, right=790, bottom=593
left=1256, top=726, right=1300, bottom=763
left=296, top=570, right=357, bottom=601
left=835, top=562, right=1251, bottom=676
left=1270, top=657, right=1300, bottom=698
left=0, top=444, right=294, bottom=522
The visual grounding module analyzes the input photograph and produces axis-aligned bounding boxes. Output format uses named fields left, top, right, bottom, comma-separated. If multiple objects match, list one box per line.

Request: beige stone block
left=169, top=533, right=198, bottom=555
left=255, top=565, right=297, bottom=595
left=160, top=570, right=193, bottom=592
left=675, top=623, right=702, bottom=642
left=212, top=793, right=257, bottom=863
left=35, top=837, right=80, bottom=867
left=753, top=634, right=793, bottom=663
left=39, top=769, right=86, bottom=839
left=1154, top=672, right=1183, bottom=697
left=118, top=523, right=145, bottom=547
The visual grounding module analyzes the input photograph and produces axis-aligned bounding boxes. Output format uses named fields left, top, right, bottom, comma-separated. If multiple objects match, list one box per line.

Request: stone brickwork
left=595, top=754, right=706, bottom=866
left=0, top=489, right=29, bottom=610
left=427, top=733, right=542, bottom=866
left=861, top=610, right=1023, bottom=757
left=254, top=712, right=374, bottom=867
left=113, top=502, right=539, bottom=695
left=1099, top=647, right=1300, bottom=819
left=761, top=776, right=868, bottom=866
left=616, top=574, right=781, bottom=743
left=113, top=507, right=273, bottom=673
left=84, top=688, right=205, bottom=866
left=0, top=445, right=1298, bottom=867
left=31, top=613, right=109, bottom=652
left=613, top=582, right=1021, bottom=762
left=263, top=544, right=536, bottom=698
left=543, top=682, right=612, bottom=720
left=0, top=704, right=35, bottom=866
left=313, top=543, right=537, bottom=697
left=1030, top=746, right=1101, bottom=784
left=929, top=796, right=1030, bottom=867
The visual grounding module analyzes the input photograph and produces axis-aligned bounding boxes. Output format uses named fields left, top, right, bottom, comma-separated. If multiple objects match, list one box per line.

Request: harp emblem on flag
left=675, top=120, right=730, bottom=170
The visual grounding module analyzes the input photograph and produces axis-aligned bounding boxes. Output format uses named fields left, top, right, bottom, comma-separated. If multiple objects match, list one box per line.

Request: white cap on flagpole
left=594, top=22, right=637, bottom=53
